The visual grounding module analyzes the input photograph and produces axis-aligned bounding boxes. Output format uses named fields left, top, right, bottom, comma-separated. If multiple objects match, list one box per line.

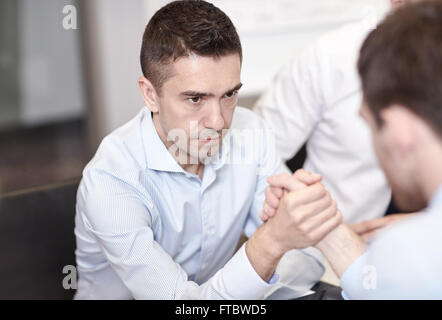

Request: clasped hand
left=260, top=169, right=343, bottom=251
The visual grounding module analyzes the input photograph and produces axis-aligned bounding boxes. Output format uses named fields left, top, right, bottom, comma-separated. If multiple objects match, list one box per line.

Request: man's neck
left=182, top=163, right=205, bottom=180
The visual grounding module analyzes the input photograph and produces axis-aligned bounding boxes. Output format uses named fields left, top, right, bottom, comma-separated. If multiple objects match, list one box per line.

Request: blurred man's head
left=359, top=1, right=442, bottom=212
left=137, top=0, right=242, bottom=165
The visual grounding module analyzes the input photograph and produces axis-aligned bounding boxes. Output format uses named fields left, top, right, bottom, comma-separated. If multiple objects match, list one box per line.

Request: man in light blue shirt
left=264, top=1, right=442, bottom=299
left=74, top=0, right=342, bottom=299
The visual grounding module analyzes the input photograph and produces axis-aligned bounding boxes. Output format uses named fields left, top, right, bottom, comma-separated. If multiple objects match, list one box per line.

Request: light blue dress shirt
left=341, top=184, right=442, bottom=299
left=74, top=106, right=324, bottom=299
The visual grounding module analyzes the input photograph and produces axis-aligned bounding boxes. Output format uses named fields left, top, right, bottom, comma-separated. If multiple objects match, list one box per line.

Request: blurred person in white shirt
left=255, top=0, right=422, bottom=233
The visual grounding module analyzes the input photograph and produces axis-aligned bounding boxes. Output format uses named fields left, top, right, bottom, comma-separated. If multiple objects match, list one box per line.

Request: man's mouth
left=199, top=136, right=220, bottom=143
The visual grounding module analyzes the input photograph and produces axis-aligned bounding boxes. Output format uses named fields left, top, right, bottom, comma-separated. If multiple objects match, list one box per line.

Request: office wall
left=0, top=0, right=20, bottom=129
left=212, top=0, right=390, bottom=97
left=18, top=0, right=85, bottom=126
left=81, top=0, right=150, bottom=150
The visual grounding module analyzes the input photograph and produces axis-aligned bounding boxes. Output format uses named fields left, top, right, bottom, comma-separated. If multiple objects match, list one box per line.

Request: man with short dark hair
left=73, top=0, right=340, bottom=299
left=265, top=0, right=442, bottom=299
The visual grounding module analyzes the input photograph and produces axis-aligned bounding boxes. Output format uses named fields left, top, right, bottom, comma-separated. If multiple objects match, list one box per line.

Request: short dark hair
left=358, top=0, right=442, bottom=138
left=140, top=0, right=242, bottom=93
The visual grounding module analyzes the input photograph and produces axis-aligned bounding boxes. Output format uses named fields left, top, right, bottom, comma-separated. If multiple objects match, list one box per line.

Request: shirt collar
left=140, top=107, right=230, bottom=174
left=141, top=108, right=184, bottom=173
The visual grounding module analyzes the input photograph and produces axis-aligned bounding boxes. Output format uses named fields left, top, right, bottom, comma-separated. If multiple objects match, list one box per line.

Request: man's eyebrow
left=181, top=91, right=213, bottom=97
left=223, top=83, right=243, bottom=96
left=180, top=83, right=243, bottom=97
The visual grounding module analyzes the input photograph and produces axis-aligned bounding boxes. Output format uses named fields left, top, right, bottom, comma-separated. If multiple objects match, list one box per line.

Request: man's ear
left=390, top=0, right=404, bottom=9
left=379, top=105, right=418, bottom=156
left=138, top=76, right=160, bottom=113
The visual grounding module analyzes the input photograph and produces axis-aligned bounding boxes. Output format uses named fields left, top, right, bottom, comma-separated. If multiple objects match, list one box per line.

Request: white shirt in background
left=253, top=19, right=391, bottom=223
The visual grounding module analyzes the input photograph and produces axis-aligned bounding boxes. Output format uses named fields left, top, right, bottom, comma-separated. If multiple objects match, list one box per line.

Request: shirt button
left=206, top=228, right=214, bottom=236
left=201, top=264, right=207, bottom=270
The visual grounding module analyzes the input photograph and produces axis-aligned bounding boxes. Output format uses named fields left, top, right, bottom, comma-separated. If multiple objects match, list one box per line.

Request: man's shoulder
left=316, top=18, right=375, bottom=54
left=285, top=18, right=375, bottom=93
left=83, top=108, right=146, bottom=178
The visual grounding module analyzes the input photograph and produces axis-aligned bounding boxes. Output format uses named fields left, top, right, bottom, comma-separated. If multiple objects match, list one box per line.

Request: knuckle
left=299, top=223, right=309, bottom=234
left=306, top=233, right=316, bottom=244
left=331, top=200, right=337, bottom=211
left=271, top=195, right=279, bottom=207
left=336, top=211, right=343, bottom=223
left=304, top=223, right=315, bottom=234
left=330, top=206, right=338, bottom=219
left=332, top=209, right=339, bottom=220
left=259, top=211, right=267, bottom=221
left=272, top=186, right=283, bottom=198
left=326, top=192, right=332, bottom=202
left=293, top=208, right=305, bottom=223
left=323, top=193, right=331, bottom=206
left=316, top=185, right=326, bottom=197
left=264, top=203, right=270, bottom=212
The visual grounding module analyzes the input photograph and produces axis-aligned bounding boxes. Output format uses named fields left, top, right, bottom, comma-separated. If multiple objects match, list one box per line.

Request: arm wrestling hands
left=257, top=169, right=415, bottom=278
left=245, top=170, right=343, bottom=281
left=261, top=170, right=415, bottom=241
left=249, top=169, right=364, bottom=279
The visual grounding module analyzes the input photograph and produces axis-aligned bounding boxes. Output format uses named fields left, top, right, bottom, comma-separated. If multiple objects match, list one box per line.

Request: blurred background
left=0, top=0, right=389, bottom=299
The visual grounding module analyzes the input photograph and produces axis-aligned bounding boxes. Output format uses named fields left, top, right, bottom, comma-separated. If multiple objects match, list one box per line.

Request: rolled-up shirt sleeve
left=77, top=168, right=276, bottom=300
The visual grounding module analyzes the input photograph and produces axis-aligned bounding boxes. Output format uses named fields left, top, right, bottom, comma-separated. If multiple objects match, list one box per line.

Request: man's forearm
left=315, top=224, right=366, bottom=278
left=245, top=223, right=285, bottom=282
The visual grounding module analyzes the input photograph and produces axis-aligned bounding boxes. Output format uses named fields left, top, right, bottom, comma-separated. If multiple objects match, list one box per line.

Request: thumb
left=267, top=173, right=307, bottom=192
left=293, top=169, right=322, bottom=186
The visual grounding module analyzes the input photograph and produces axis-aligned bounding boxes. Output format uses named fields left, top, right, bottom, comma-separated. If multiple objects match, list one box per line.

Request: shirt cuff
left=340, top=251, right=369, bottom=299
left=220, top=243, right=279, bottom=299
left=341, top=290, right=350, bottom=300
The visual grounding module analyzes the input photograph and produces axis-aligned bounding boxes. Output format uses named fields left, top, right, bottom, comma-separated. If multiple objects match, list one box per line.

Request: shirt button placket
left=200, top=187, right=207, bottom=273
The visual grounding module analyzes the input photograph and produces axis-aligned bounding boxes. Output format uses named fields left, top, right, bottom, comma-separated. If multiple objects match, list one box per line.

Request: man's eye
left=225, top=91, right=237, bottom=99
left=189, top=97, right=201, bottom=104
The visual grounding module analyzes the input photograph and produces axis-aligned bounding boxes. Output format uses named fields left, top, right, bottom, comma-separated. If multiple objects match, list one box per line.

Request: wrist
left=314, top=224, right=366, bottom=278
left=258, top=221, right=287, bottom=260
left=246, top=224, right=285, bottom=282
left=315, top=224, right=342, bottom=252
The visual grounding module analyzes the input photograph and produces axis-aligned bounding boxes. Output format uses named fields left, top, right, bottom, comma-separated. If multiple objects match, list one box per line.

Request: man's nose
left=205, top=102, right=225, bottom=131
